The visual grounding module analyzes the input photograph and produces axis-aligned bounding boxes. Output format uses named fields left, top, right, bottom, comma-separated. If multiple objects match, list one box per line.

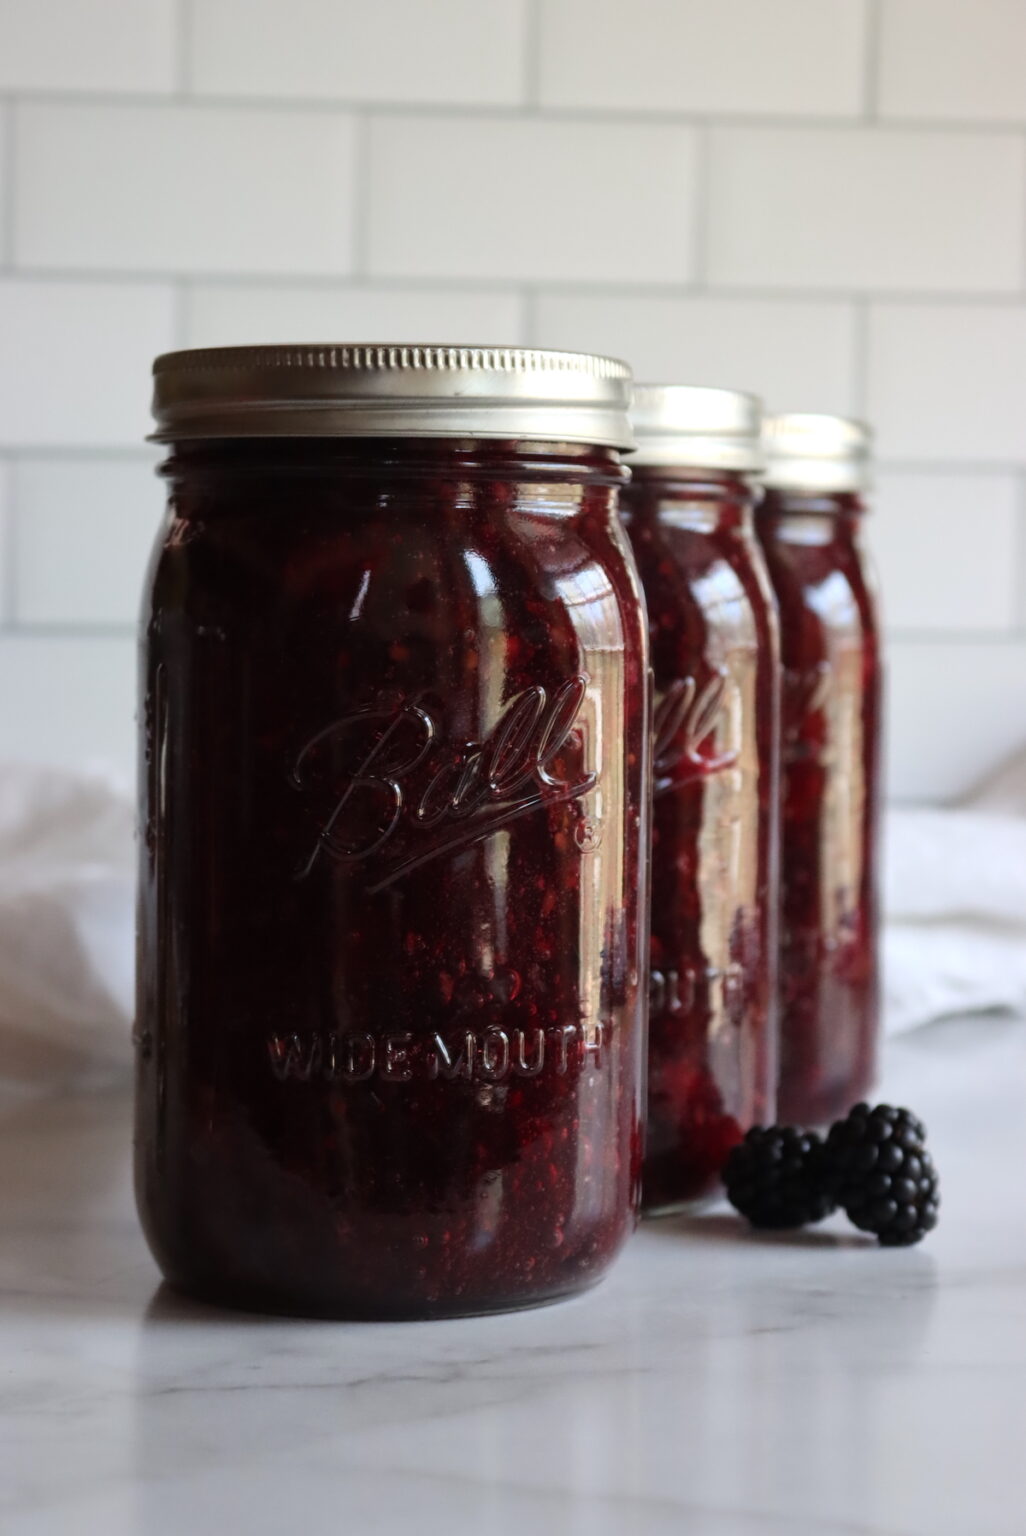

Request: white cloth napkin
left=0, top=764, right=134, bottom=1094
left=1, top=746, right=1024, bottom=1094
left=884, top=749, right=1026, bottom=1033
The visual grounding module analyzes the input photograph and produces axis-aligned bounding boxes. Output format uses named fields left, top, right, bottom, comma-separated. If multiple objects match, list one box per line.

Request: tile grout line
left=689, top=121, right=712, bottom=288
left=1020, top=131, right=1026, bottom=298
left=522, top=0, right=543, bottom=111
left=350, top=110, right=372, bottom=279
left=1014, top=471, right=1026, bottom=630
left=886, top=630, right=1026, bottom=647
left=5, top=85, right=1026, bottom=137
left=861, top=0, right=882, bottom=121
left=2, top=98, right=16, bottom=268
left=0, top=447, right=161, bottom=464
left=4, top=621, right=137, bottom=640
left=695, top=285, right=1025, bottom=308
left=521, top=287, right=537, bottom=346
left=170, top=279, right=189, bottom=349
left=7, top=265, right=1026, bottom=309
left=851, top=296, right=870, bottom=417
left=175, top=0, right=193, bottom=97
left=878, top=457, right=1026, bottom=474
left=2, top=458, right=19, bottom=627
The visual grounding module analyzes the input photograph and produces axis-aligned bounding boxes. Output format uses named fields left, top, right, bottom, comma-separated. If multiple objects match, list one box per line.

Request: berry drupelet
left=723, top=1126, right=837, bottom=1230
left=821, top=1103, right=940, bottom=1247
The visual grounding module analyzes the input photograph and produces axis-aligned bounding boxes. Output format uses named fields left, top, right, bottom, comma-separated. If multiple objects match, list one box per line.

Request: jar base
left=152, top=1267, right=612, bottom=1323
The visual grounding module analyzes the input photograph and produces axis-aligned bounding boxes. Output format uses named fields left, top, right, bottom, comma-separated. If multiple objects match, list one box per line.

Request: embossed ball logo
left=652, top=670, right=739, bottom=795
left=291, top=676, right=598, bottom=888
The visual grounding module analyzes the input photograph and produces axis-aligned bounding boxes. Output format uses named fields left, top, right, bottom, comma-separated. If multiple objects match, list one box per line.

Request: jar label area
left=266, top=1021, right=611, bottom=1086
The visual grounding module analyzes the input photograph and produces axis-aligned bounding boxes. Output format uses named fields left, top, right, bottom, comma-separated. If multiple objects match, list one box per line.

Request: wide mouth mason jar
left=757, top=413, right=882, bottom=1127
left=135, top=344, right=650, bottom=1319
left=622, top=385, right=780, bottom=1212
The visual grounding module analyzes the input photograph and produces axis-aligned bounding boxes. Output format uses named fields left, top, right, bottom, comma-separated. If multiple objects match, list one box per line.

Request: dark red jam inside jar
left=622, top=386, right=779, bottom=1212
left=135, top=345, right=649, bottom=1319
left=756, top=414, right=882, bottom=1127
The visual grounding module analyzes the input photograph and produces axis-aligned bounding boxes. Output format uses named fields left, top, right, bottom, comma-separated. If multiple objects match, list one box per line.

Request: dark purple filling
left=622, top=467, right=778, bottom=1210
left=756, top=489, right=882, bottom=1127
left=135, top=437, right=648, bottom=1318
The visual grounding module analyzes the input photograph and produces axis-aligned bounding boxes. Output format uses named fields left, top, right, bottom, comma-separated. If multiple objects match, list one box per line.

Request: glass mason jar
left=622, top=386, right=779, bottom=1212
left=136, top=345, right=650, bottom=1319
left=756, top=414, right=882, bottom=1126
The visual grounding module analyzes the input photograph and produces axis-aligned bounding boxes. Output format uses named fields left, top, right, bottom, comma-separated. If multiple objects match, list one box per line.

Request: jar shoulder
left=626, top=513, right=778, bottom=657
left=145, top=479, right=639, bottom=639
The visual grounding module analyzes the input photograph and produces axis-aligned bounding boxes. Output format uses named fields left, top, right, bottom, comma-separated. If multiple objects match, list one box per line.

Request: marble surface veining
left=2, top=1015, right=1025, bottom=1536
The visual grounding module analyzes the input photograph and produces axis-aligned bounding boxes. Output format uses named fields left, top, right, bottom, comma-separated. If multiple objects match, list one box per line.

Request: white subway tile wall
left=0, top=0, right=177, bottom=94
left=16, top=102, right=358, bottom=275
left=0, top=279, right=175, bottom=445
left=887, top=641, right=1026, bottom=802
left=878, top=0, right=1026, bottom=124
left=869, top=472, right=1021, bottom=633
left=538, top=0, right=868, bottom=117
left=706, top=126, right=1026, bottom=293
left=868, top=303, right=1026, bottom=461
left=0, top=634, right=136, bottom=775
left=0, top=0, right=1023, bottom=802
left=12, top=456, right=162, bottom=626
left=534, top=293, right=858, bottom=415
left=190, top=0, right=530, bottom=106
left=367, top=116, right=699, bottom=283
left=183, top=281, right=525, bottom=349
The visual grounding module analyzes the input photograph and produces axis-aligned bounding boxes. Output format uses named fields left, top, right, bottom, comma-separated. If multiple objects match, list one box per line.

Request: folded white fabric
left=884, top=747, right=1026, bottom=1033
left=0, top=764, right=134, bottom=1094
left=885, top=921, right=1026, bottom=1035
left=884, top=808, right=1026, bottom=927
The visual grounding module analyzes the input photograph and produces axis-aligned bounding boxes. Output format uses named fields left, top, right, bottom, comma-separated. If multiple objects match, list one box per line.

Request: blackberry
left=724, top=1126, right=837, bottom=1230
left=821, top=1103, right=940, bottom=1247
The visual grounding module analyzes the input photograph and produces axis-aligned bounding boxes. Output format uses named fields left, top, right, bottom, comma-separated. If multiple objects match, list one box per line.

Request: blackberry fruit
left=821, top=1103, right=940, bottom=1247
left=724, top=1126, right=837, bottom=1230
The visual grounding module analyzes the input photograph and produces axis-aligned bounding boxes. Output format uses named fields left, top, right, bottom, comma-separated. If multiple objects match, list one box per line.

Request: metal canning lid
left=150, top=343, right=635, bottom=449
left=628, top=383, right=763, bottom=471
left=762, top=413, right=872, bottom=493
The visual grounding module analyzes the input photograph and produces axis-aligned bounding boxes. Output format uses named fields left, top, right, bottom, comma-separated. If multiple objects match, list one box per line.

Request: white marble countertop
left=3, top=1015, right=1025, bottom=1536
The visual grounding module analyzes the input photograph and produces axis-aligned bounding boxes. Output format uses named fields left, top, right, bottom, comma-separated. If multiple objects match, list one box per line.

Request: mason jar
left=756, top=414, right=882, bottom=1126
left=622, top=386, right=779, bottom=1212
left=135, top=345, right=650, bottom=1318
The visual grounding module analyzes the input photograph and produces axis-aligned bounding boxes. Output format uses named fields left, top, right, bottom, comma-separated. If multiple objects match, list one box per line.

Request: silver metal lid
left=150, top=343, right=634, bottom=449
left=762, top=413, right=872, bottom=493
left=629, top=383, right=763, bottom=471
